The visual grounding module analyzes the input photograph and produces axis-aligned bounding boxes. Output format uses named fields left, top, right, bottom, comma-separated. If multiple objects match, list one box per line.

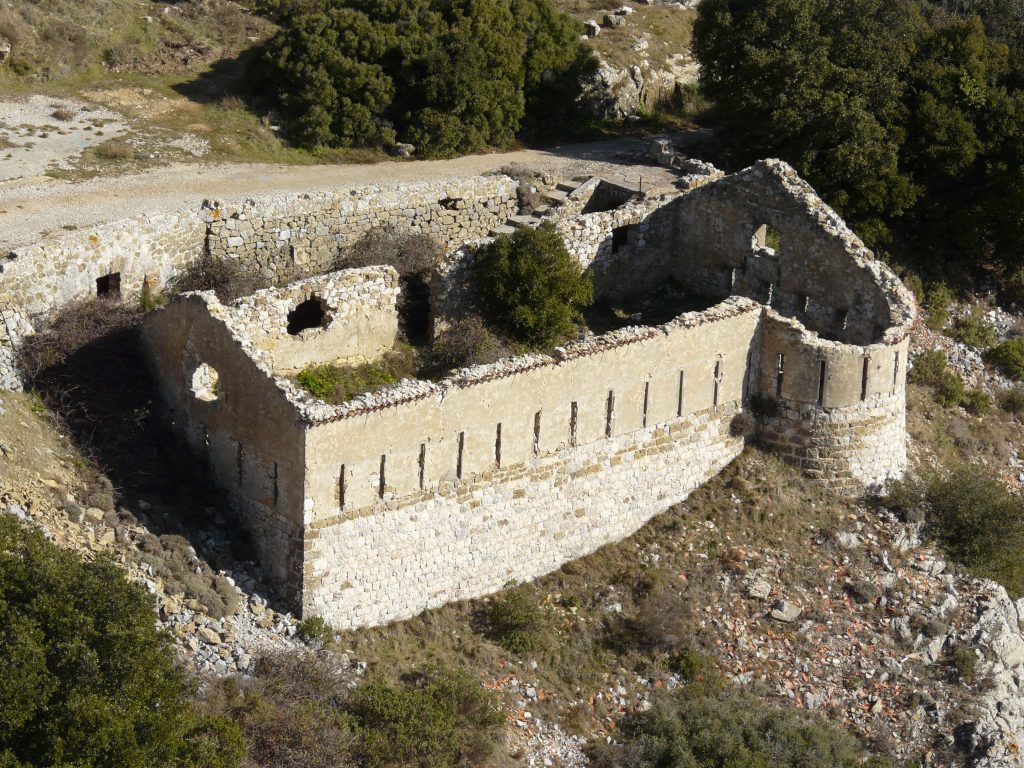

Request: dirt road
left=0, top=134, right=696, bottom=250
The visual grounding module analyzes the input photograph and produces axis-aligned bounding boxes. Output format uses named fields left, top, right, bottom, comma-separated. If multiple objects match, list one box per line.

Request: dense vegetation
left=693, top=0, right=1024, bottom=285
left=475, top=222, right=594, bottom=349
left=257, top=0, right=597, bottom=156
left=0, top=516, right=243, bottom=767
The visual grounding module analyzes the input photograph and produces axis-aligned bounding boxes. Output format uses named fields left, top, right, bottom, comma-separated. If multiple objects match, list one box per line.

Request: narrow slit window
left=494, top=424, right=502, bottom=468
left=861, top=357, right=870, bottom=401
left=605, top=390, right=615, bottom=437
left=378, top=455, right=386, bottom=499
left=713, top=360, right=722, bottom=408
left=533, top=411, right=542, bottom=456
left=676, top=371, right=685, bottom=417
left=339, top=464, right=346, bottom=510
left=893, top=351, right=900, bottom=391
left=456, top=432, right=465, bottom=479
left=817, top=360, right=827, bottom=406
left=237, top=442, right=244, bottom=486
left=418, top=443, right=426, bottom=489
left=641, top=382, right=650, bottom=428
left=798, top=294, right=809, bottom=314
left=729, top=268, right=737, bottom=290
left=273, top=461, right=279, bottom=507
left=569, top=402, right=579, bottom=446
left=766, top=282, right=774, bottom=305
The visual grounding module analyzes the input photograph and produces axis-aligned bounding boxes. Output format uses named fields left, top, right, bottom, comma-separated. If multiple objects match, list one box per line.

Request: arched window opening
left=287, top=297, right=329, bottom=336
left=753, top=224, right=782, bottom=254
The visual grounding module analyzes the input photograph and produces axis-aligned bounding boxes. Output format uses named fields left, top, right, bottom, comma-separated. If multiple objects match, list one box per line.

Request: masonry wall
left=142, top=296, right=308, bottom=603
left=300, top=300, right=761, bottom=627
left=206, top=176, right=517, bottom=285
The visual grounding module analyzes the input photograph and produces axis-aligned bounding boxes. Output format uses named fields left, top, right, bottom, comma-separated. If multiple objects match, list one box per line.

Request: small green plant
left=297, top=616, right=334, bottom=648
left=484, top=584, right=548, bottom=654
left=988, top=338, right=1024, bottom=380
left=949, top=311, right=997, bottom=348
left=139, top=281, right=166, bottom=312
left=937, top=370, right=966, bottom=408
left=667, top=647, right=710, bottom=681
left=924, top=283, right=954, bottom=330
left=946, top=643, right=978, bottom=685
left=901, top=271, right=925, bottom=303
left=963, top=388, right=992, bottom=415
left=296, top=347, right=416, bottom=404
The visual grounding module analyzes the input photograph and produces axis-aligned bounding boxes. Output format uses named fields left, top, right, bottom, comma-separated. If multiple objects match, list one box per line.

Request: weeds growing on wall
left=295, top=345, right=418, bottom=403
left=166, top=254, right=272, bottom=304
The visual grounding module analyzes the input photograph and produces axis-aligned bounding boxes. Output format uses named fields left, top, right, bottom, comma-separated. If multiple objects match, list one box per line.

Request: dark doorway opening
left=287, top=297, right=328, bottom=335
left=611, top=226, right=631, bottom=254
left=96, top=272, right=121, bottom=299
left=399, top=274, right=432, bottom=344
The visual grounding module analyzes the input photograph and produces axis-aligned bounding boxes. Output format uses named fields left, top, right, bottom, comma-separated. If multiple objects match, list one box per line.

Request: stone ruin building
left=0, top=157, right=916, bottom=628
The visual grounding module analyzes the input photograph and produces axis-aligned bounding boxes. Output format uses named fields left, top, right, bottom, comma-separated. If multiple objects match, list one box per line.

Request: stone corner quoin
left=0, top=158, right=916, bottom=629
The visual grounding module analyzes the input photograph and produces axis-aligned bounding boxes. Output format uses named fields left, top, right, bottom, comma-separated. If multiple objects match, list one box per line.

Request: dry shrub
left=617, top=571, right=696, bottom=652
left=338, top=225, right=443, bottom=279
left=499, top=163, right=543, bottom=211
left=431, top=315, right=510, bottom=369
left=94, top=138, right=134, bottom=160
left=16, top=299, right=143, bottom=383
left=50, top=106, right=76, bottom=121
left=167, top=253, right=270, bottom=303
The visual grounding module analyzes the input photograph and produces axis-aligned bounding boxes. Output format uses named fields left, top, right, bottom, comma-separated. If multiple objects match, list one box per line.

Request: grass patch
left=295, top=345, right=418, bottom=404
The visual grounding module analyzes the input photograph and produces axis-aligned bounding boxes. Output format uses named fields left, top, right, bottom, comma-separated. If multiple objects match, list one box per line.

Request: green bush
left=923, top=465, right=1024, bottom=598
left=949, top=311, right=997, bottom=348
left=588, top=686, right=892, bottom=768
left=963, top=388, right=992, bottom=416
left=924, top=284, right=954, bottom=331
left=484, top=584, right=549, bottom=654
left=901, top=271, right=925, bottom=303
left=0, top=516, right=244, bottom=767
left=352, top=666, right=504, bottom=768
left=1000, top=386, right=1024, bottom=414
left=908, top=350, right=966, bottom=407
left=1005, top=266, right=1024, bottom=306
left=475, top=222, right=593, bottom=349
left=297, top=616, right=334, bottom=648
left=988, top=338, right=1024, bottom=380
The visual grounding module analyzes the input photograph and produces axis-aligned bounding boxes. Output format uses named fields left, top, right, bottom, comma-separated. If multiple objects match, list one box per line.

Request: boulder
left=584, top=19, right=601, bottom=37
left=769, top=599, right=802, bottom=623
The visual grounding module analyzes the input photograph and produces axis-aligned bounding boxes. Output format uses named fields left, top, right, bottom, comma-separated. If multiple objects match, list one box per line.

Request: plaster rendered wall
left=142, top=295, right=308, bottom=603
left=300, top=300, right=760, bottom=627
left=205, top=176, right=517, bottom=285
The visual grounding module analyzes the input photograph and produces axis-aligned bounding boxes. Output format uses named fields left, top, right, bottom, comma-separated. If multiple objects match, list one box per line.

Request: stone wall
left=205, top=176, right=517, bottom=286
left=301, top=299, right=761, bottom=626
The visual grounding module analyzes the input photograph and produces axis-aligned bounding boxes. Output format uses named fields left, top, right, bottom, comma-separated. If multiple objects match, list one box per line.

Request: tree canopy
left=0, top=516, right=243, bottom=768
left=693, top=0, right=1024, bottom=278
left=258, top=0, right=597, bottom=157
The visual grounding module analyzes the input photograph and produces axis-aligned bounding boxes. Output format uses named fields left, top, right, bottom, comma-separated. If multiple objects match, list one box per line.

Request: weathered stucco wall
left=301, top=300, right=761, bottom=627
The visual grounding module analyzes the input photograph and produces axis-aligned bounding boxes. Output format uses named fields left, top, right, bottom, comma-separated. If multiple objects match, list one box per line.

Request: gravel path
left=0, top=133, right=694, bottom=250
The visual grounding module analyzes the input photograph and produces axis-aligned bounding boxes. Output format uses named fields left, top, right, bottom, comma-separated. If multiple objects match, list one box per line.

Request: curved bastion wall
left=2, top=159, right=915, bottom=625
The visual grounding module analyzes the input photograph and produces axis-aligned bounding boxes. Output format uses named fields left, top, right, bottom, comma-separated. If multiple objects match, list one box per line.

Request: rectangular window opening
left=676, top=372, right=685, bottom=417
left=533, top=411, right=542, bottom=456
left=418, top=443, right=426, bottom=489
left=494, top=425, right=502, bottom=469
left=96, top=272, right=121, bottom=299
left=605, top=390, right=615, bottom=438
left=861, top=357, right=870, bottom=401
left=817, top=360, right=827, bottom=406
left=339, top=464, right=346, bottom=510
left=611, top=225, right=630, bottom=253
left=456, top=432, right=465, bottom=479
left=775, top=353, right=785, bottom=398
left=378, top=455, right=386, bottom=499
left=641, top=382, right=650, bottom=428
left=569, top=402, right=579, bottom=446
